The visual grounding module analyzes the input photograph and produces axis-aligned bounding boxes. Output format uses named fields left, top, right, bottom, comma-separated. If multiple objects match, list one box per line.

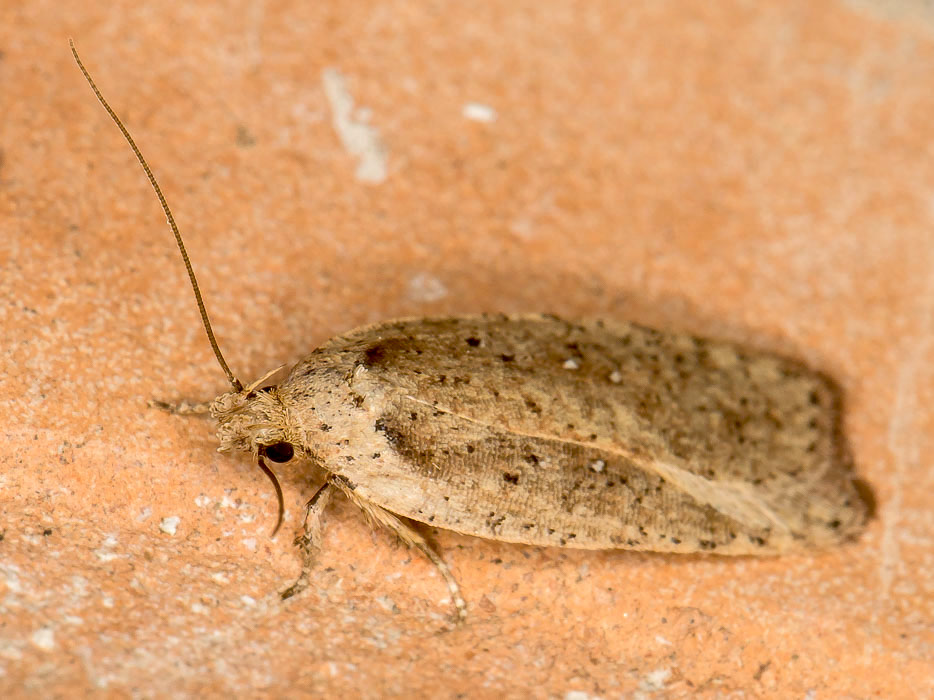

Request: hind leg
left=331, top=476, right=467, bottom=623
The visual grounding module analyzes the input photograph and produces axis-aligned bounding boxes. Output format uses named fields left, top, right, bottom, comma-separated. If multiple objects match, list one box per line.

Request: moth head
left=211, top=367, right=301, bottom=535
left=212, top=366, right=297, bottom=452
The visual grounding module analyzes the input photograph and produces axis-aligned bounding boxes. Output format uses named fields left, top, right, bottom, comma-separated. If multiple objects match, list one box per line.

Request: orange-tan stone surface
left=2, top=1, right=933, bottom=697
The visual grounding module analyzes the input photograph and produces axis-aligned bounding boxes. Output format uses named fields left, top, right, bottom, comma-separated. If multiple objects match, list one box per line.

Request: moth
left=72, top=42, right=868, bottom=622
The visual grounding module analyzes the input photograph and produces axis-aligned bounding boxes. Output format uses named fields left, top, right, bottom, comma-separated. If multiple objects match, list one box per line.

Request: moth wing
left=315, top=315, right=866, bottom=552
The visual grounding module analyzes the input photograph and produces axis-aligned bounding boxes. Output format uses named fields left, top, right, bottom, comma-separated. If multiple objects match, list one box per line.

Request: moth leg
left=331, top=476, right=467, bottom=623
left=148, top=398, right=213, bottom=415
left=280, top=480, right=334, bottom=600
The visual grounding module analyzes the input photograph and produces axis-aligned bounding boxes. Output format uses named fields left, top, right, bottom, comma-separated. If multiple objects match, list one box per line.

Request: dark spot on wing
left=374, top=413, right=436, bottom=473
left=361, top=337, right=410, bottom=368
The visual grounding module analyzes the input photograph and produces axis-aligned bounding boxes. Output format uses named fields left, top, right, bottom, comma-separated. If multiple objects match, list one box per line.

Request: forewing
left=327, top=315, right=866, bottom=551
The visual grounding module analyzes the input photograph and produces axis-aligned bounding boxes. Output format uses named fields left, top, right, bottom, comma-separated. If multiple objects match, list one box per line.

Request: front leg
left=280, top=480, right=334, bottom=600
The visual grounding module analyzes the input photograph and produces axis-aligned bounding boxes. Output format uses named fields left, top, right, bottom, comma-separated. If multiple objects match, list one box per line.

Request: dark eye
left=264, top=442, right=294, bottom=463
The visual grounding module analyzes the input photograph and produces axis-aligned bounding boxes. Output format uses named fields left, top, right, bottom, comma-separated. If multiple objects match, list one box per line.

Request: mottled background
left=2, top=1, right=933, bottom=697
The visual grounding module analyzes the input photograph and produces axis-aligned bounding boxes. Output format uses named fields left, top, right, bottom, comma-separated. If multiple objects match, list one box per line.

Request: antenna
left=70, top=39, right=243, bottom=392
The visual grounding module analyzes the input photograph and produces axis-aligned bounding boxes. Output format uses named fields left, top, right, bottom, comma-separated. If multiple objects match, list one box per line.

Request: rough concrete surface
left=2, top=1, right=933, bottom=697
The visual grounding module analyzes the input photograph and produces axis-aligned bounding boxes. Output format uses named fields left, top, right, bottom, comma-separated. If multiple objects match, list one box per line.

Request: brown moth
left=72, top=42, right=868, bottom=622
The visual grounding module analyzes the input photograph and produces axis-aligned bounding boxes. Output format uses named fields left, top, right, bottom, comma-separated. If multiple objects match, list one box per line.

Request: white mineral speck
left=462, top=102, right=497, bottom=123
left=589, top=459, right=606, bottom=473
left=563, top=358, right=580, bottom=370
left=641, top=668, right=671, bottom=691
left=322, top=68, right=388, bottom=183
left=2, top=565, right=22, bottom=594
left=159, top=516, right=180, bottom=535
left=609, top=370, right=623, bottom=383
left=564, top=692, right=602, bottom=700
left=407, top=272, right=448, bottom=302
left=31, top=628, right=55, bottom=652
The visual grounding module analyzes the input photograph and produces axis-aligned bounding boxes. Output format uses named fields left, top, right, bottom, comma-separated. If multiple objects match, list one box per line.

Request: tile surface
left=1, top=1, right=933, bottom=697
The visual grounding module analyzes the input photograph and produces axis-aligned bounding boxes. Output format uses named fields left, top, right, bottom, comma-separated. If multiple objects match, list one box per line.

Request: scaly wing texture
left=298, top=315, right=866, bottom=554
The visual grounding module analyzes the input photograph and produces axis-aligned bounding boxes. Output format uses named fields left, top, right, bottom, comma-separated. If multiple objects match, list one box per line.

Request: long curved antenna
left=70, top=39, right=243, bottom=392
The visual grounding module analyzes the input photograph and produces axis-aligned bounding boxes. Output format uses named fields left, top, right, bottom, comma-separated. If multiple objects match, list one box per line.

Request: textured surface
left=2, top=1, right=934, bottom=697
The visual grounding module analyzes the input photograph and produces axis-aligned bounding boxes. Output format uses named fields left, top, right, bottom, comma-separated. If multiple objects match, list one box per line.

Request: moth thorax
left=211, top=388, right=297, bottom=455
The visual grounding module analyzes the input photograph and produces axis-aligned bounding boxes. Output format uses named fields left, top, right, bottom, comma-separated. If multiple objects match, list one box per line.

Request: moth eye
left=264, top=442, right=294, bottom=463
